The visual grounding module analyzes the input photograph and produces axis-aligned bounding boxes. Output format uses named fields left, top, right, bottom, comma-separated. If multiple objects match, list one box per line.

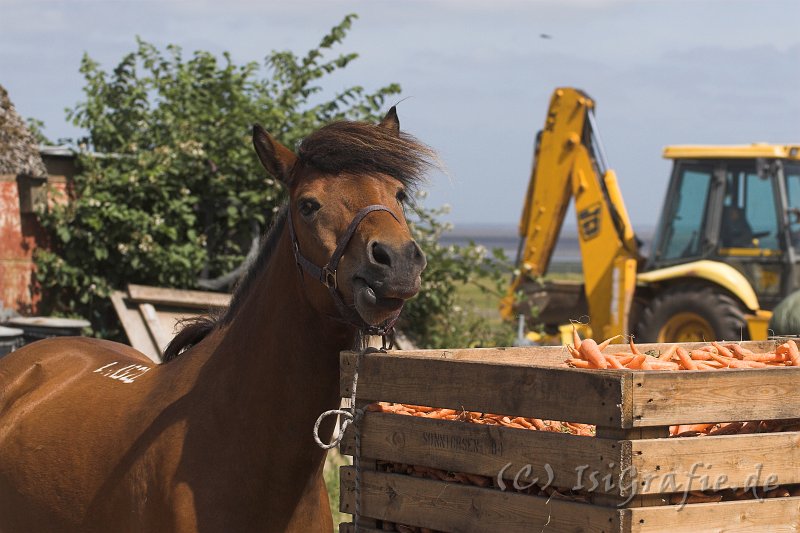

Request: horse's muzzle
left=353, top=238, right=426, bottom=325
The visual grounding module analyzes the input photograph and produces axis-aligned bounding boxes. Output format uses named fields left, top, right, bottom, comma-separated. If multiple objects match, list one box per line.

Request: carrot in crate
left=578, top=338, right=608, bottom=369
left=676, top=347, right=697, bottom=370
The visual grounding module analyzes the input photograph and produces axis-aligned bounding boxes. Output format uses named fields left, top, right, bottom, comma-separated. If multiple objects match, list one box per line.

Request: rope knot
left=312, top=406, right=365, bottom=450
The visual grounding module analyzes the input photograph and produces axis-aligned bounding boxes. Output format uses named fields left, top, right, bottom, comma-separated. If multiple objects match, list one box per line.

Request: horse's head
left=252, top=109, right=435, bottom=331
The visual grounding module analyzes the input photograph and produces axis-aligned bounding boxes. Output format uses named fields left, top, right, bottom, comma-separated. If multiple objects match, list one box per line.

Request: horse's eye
left=396, top=189, right=408, bottom=204
left=298, top=199, right=320, bottom=218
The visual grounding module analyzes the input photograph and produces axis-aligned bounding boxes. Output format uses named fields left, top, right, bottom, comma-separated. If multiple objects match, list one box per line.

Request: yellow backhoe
left=501, top=87, right=800, bottom=343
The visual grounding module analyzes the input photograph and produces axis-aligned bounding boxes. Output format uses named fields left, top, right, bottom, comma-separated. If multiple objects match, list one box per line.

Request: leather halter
left=287, top=204, right=402, bottom=336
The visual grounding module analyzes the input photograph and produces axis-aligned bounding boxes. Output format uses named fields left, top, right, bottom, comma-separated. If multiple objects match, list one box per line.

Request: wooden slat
left=340, top=466, right=622, bottom=533
left=341, top=351, right=629, bottom=427
left=126, top=284, right=230, bottom=309
left=341, top=412, right=625, bottom=495
left=633, top=431, right=800, bottom=494
left=138, top=303, right=172, bottom=354
left=628, top=496, right=800, bottom=532
left=109, top=291, right=160, bottom=363
left=631, top=368, right=800, bottom=426
left=364, top=341, right=776, bottom=368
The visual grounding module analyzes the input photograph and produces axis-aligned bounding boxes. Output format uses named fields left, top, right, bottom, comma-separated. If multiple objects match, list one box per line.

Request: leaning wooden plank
left=138, top=303, right=172, bottom=355
left=627, top=495, right=800, bottom=532
left=126, top=284, right=231, bottom=309
left=633, top=431, right=800, bottom=494
left=340, top=351, right=629, bottom=427
left=631, top=368, right=800, bottom=426
left=341, top=412, right=623, bottom=495
left=340, top=466, right=622, bottom=533
left=109, top=291, right=160, bottom=363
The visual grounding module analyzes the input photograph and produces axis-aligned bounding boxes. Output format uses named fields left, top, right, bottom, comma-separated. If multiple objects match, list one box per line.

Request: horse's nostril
left=370, top=241, right=392, bottom=267
left=411, top=240, right=426, bottom=267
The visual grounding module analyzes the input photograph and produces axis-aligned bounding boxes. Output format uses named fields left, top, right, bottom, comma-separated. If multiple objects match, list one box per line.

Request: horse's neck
left=194, top=229, right=353, bottom=467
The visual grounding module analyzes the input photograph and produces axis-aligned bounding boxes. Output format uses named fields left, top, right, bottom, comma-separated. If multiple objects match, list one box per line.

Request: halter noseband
left=287, top=204, right=402, bottom=336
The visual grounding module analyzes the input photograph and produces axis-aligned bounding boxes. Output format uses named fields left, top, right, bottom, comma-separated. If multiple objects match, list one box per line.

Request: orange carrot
left=690, top=350, right=713, bottom=360
left=676, top=347, right=697, bottom=370
left=610, top=354, right=635, bottom=365
left=572, top=325, right=582, bottom=351
left=531, top=418, right=548, bottom=431
left=579, top=338, right=608, bottom=369
left=626, top=354, right=647, bottom=369
left=742, top=353, right=785, bottom=362
left=604, top=354, right=625, bottom=369
left=598, top=335, right=622, bottom=351
left=645, top=361, right=680, bottom=370
left=512, top=417, right=534, bottom=429
left=629, top=336, right=642, bottom=355
left=787, top=340, right=800, bottom=366
left=726, top=344, right=754, bottom=358
left=712, top=341, right=734, bottom=358
left=658, top=344, right=678, bottom=361
left=677, top=423, right=714, bottom=434
left=708, top=422, right=744, bottom=436
left=566, top=344, right=581, bottom=359
left=707, top=352, right=740, bottom=368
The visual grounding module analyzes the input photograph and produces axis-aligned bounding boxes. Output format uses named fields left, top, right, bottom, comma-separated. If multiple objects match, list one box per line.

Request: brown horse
left=0, top=109, right=434, bottom=532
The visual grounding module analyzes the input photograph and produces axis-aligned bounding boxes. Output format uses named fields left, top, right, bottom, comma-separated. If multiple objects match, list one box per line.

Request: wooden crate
left=337, top=342, right=800, bottom=532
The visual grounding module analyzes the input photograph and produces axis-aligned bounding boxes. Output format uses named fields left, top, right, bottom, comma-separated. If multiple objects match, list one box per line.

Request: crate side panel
left=632, top=431, right=800, bottom=494
left=341, top=352, right=628, bottom=427
left=340, top=466, right=623, bottom=533
left=631, top=369, right=800, bottom=426
left=341, top=412, right=626, bottom=494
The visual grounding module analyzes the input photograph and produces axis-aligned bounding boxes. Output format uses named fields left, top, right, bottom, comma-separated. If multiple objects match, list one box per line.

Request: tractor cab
left=648, top=144, right=800, bottom=313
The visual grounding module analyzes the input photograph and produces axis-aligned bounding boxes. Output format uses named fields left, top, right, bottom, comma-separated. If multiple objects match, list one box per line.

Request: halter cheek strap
left=287, top=204, right=402, bottom=336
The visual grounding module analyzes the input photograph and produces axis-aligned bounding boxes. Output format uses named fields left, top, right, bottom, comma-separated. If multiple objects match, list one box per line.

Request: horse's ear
left=252, top=124, right=296, bottom=184
left=378, top=106, right=400, bottom=135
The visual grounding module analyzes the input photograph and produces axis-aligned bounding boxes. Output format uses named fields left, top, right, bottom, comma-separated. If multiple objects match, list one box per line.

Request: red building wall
left=0, top=154, right=74, bottom=314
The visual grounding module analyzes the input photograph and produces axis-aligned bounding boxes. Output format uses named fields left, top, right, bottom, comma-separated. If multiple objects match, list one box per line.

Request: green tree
left=35, top=14, right=513, bottom=347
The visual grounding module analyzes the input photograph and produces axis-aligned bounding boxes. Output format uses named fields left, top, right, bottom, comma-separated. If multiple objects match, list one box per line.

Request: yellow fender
left=636, top=260, right=760, bottom=312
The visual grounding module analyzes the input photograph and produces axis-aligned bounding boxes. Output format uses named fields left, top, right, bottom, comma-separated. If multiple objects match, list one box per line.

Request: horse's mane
left=162, top=118, right=436, bottom=362
left=295, top=119, right=437, bottom=189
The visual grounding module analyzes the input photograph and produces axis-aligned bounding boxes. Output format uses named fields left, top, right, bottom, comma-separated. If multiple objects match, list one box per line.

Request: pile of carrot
left=565, top=330, right=800, bottom=371
left=367, top=402, right=595, bottom=436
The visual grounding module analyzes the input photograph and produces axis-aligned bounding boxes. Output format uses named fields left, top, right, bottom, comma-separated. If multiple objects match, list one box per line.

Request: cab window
left=784, top=163, right=800, bottom=246
left=721, top=166, right=779, bottom=250
left=659, top=165, right=713, bottom=261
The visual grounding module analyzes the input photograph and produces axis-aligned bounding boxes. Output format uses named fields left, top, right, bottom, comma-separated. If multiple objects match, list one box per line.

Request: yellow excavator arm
left=501, top=88, right=641, bottom=339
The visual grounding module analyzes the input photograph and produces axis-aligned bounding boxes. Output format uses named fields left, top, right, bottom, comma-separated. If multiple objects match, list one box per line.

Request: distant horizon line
left=444, top=222, right=657, bottom=238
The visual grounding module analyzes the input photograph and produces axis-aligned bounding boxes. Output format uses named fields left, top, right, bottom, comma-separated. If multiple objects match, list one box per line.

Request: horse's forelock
left=296, top=120, right=438, bottom=188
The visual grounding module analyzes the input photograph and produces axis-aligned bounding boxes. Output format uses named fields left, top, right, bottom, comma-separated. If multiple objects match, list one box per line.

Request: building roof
left=0, top=84, right=47, bottom=177
left=663, top=144, right=800, bottom=160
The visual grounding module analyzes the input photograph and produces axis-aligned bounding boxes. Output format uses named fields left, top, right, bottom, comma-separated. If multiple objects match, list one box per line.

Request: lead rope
left=313, top=331, right=385, bottom=529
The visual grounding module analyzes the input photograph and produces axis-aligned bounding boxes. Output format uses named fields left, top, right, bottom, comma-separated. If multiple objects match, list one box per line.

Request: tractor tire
left=634, top=283, right=748, bottom=343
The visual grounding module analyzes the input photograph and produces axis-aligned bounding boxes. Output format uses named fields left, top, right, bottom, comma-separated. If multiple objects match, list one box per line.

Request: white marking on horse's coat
left=93, top=362, right=151, bottom=383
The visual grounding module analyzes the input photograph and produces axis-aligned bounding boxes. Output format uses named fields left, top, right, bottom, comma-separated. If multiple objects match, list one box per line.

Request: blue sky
left=2, top=0, right=799, bottom=228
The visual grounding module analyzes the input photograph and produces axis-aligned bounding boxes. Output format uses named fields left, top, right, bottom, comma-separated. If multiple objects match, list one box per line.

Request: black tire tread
left=634, top=282, right=748, bottom=343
